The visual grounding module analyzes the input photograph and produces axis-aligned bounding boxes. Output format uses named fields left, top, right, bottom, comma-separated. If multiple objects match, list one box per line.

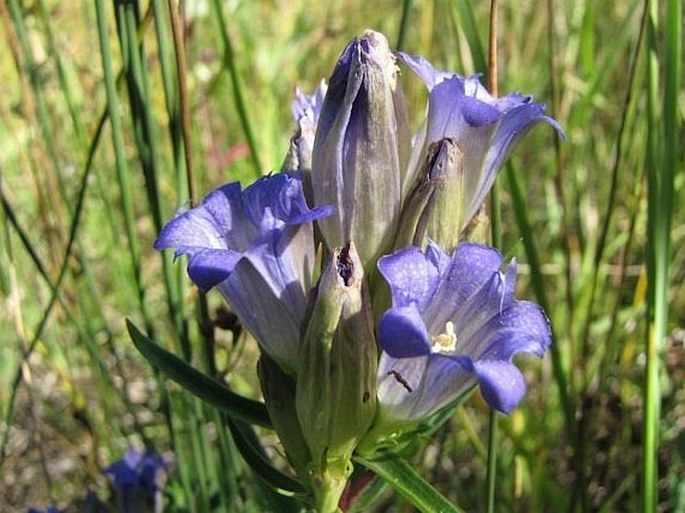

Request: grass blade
left=95, top=0, right=156, bottom=338
left=396, top=0, right=414, bottom=51
left=209, top=0, right=263, bottom=175
left=0, top=108, right=102, bottom=460
left=643, top=0, right=680, bottom=510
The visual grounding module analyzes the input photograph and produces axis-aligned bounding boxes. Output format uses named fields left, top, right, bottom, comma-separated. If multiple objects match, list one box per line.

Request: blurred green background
left=0, top=0, right=682, bottom=511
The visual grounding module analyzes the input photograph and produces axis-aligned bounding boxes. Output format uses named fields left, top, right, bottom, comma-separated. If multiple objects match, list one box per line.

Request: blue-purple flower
left=105, top=449, right=168, bottom=513
left=155, top=173, right=331, bottom=374
left=27, top=508, right=61, bottom=513
left=400, top=52, right=563, bottom=229
left=106, top=449, right=167, bottom=491
left=375, top=242, right=551, bottom=421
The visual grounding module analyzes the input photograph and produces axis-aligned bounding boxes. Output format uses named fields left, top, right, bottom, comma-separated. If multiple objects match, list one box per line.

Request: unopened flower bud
left=257, top=355, right=311, bottom=476
left=312, top=30, right=411, bottom=270
left=460, top=204, right=490, bottom=244
left=296, top=242, right=377, bottom=513
left=394, top=138, right=466, bottom=252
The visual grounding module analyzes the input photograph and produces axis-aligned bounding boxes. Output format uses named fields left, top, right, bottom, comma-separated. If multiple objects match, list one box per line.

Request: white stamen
left=431, top=321, right=457, bottom=353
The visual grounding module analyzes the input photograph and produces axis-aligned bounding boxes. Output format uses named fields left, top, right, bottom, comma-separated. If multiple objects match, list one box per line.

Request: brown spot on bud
left=336, top=243, right=355, bottom=286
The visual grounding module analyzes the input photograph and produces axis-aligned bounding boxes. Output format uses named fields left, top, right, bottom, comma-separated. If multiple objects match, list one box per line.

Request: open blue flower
left=155, top=173, right=332, bottom=374
left=376, top=242, right=551, bottom=420
left=399, top=52, right=563, bottom=227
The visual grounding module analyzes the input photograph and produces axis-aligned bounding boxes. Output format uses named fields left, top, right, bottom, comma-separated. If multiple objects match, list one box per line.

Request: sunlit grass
left=1, top=0, right=682, bottom=511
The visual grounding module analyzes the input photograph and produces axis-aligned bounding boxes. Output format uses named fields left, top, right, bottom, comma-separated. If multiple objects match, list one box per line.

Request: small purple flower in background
left=155, top=173, right=331, bottom=374
left=105, top=448, right=168, bottom=513
left=292, top=80, right=327, bottom=130
left=400, top=52, right=563, bottom=228
left=27, top=507, right=61, bottom=513
left=375, top=242, right=551, bottom=421
left=285, top=80, right=328, bottom=171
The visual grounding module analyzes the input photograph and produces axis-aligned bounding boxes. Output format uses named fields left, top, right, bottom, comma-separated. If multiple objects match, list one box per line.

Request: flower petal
left=378, top=305, right=432, bottom=357
left=462, top=300, right=552, bottom=361
left=473, top=360, right=527, bottom=413
left=292, top=80, right=327, bottom=126
left=397, top=51, right=456, bottom=90
left=399, top=52, right=564, bottom=229
left=428, top=78, right=501, bottom=133
left=377, top=245, right=443, bottom=309
left=448, top=263, right=514, bottom=343
left=187, top=248, right=242, bottom=292
left=217, top=258, right=304, bottom=372
left=376, top=352, right=427, bottom=418
left=242, top=173, right=331, bottom=231
left=413, top=355, right=476, bottom=418
left=376, top=352, right=475, bottom=421
left=105, top=448, right=167, bottom=492
left=423, top=243, right=504, bottom=331
left=463, top=103, right=563, bottom=223
left=155, top=182, right=253, bottom=254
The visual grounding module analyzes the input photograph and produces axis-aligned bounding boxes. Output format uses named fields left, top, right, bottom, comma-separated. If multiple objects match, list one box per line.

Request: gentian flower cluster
left=156, top=29, right=558, bottom=513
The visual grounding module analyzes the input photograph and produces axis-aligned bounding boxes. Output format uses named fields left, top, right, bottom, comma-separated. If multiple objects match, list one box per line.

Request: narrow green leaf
left=126, top=318, right=272, bottom=429
left=355, top=452, right=463, bottom=513
left=643, top=0, right=680, bottom=510
left=643, top=1, right=661, bottom=511
left=95, top=0, right=155, bottom=339
left=226, top=417, right=305, bottom=495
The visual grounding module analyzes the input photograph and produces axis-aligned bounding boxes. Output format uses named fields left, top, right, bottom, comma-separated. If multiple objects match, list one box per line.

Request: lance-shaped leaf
left=127, top=319, right=271, bottom=428
left=257, top=355, right=311, bottom=477
left=355, top=452, right=463, bottom=513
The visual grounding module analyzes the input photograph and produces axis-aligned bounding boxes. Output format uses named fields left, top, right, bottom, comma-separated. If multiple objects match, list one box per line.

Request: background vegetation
left=0, top=0, right=682, bottom=511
